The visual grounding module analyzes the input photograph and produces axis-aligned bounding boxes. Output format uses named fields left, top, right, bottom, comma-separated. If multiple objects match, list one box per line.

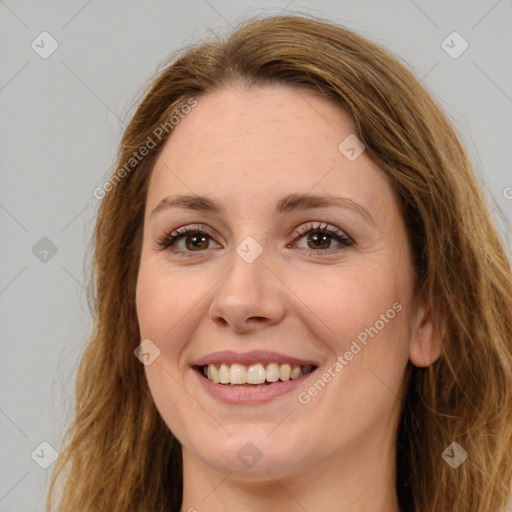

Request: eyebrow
left=150, top=193, right=377, bottom=227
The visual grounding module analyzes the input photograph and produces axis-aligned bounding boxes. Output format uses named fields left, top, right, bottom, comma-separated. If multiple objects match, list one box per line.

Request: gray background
left=1, top=1, right=511, bottom=510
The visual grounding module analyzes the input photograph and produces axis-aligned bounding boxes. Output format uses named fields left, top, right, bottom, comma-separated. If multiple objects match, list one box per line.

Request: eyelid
left=157, top=221, right=353, bottom=256
left=288, top=221, right=353, bottom=253
left=156, top=223, right=218, bottom=250
left=291, top=221, right=350, bottom=239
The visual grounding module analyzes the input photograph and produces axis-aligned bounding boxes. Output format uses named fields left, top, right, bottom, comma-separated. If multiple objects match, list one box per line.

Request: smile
left=201, top=362, right=315, bottom=386
left=192, top=350, right=319, bottom=404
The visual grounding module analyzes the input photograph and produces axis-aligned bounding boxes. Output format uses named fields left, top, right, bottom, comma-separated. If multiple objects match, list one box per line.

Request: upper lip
left=193, top=350, right=319, bottom=367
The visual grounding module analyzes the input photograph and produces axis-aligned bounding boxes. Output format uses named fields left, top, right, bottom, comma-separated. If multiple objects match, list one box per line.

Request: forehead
left=160, top=84, right=354, bottom=163
left=147, top=84, right=395, bottom=221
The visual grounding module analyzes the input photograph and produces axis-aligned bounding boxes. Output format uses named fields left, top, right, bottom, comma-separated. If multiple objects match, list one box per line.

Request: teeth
left=230, top=363, right=246, bottom=384
left=290, top=364, right=302, bottom=380
left=279, top=363, right=291, bottom=381
left=202, top=362, right=314, bottom=385
left=207, top=364, right=220, bottom=384
left=219, top=364, right=230, bottom=384
left=265, top=363, right=280, bottom=382
left=247, top=363, right=266, bottom=384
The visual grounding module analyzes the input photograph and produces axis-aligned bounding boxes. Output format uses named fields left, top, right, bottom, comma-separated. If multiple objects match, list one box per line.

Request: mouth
left=195, top=362, right=317, bottom=387
left=191, top=350, right=320, bottom=404
left=191, top=351, right=319, bottom=404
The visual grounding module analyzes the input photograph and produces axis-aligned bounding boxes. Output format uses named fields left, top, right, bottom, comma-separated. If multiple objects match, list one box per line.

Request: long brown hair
left=46, top=13, right=512, bottom=512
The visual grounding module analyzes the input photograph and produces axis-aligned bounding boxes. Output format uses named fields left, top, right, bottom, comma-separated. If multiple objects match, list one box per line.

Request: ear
left=409, top=303, right=442, bottom=367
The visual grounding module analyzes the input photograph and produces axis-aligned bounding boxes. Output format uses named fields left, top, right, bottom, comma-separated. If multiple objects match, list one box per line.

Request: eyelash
left=157, top=222, right=353, bottom=258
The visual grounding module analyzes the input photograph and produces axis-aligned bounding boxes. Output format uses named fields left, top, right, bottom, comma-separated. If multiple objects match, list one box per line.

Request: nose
left=208, top=243, right=286, bottom=333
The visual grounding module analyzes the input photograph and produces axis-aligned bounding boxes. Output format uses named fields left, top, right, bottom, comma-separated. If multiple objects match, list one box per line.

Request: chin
left=184, top=429, right=306, bottom=478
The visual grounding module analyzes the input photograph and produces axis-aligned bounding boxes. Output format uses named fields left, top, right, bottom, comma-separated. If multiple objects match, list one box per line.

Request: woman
left=46, top=14, right=512, bottom=512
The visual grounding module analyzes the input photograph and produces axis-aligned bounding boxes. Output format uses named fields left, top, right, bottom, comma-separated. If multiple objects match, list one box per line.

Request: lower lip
left=194, top=367, right=316, bottom=405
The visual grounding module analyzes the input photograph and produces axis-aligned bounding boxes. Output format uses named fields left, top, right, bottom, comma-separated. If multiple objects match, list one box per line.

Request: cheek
left=135, top=256, right=221, bottom=364
left=135, top=259, right=208, bottom=439
left=136, top=257, right=192, bottom=341
left=303, top=263, right=406, bottom=341
left=291, top=271, right=410, bottom=448
left=296, top=262, right=411, bottom=396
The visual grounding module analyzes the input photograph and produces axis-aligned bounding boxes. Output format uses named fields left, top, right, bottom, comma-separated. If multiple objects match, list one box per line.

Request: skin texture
left=135, top=84, right=441, bottom=512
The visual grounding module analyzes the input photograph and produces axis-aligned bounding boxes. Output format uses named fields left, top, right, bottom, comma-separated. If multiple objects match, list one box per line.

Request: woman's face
left=136, top=84, right=433, bottom=481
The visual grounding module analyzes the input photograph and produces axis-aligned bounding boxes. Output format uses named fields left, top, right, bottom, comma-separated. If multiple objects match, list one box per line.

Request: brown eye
left=292, top=222, right=352, bottom=255
left=159, top=222, right=352, bottom=258
left=158, top=224, right=220, bottom=256
left=161, top=230, right=215, bottom=252
left=183, top=233, right=210, bottom=251
left=305, top=231, right=332, bottom=250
